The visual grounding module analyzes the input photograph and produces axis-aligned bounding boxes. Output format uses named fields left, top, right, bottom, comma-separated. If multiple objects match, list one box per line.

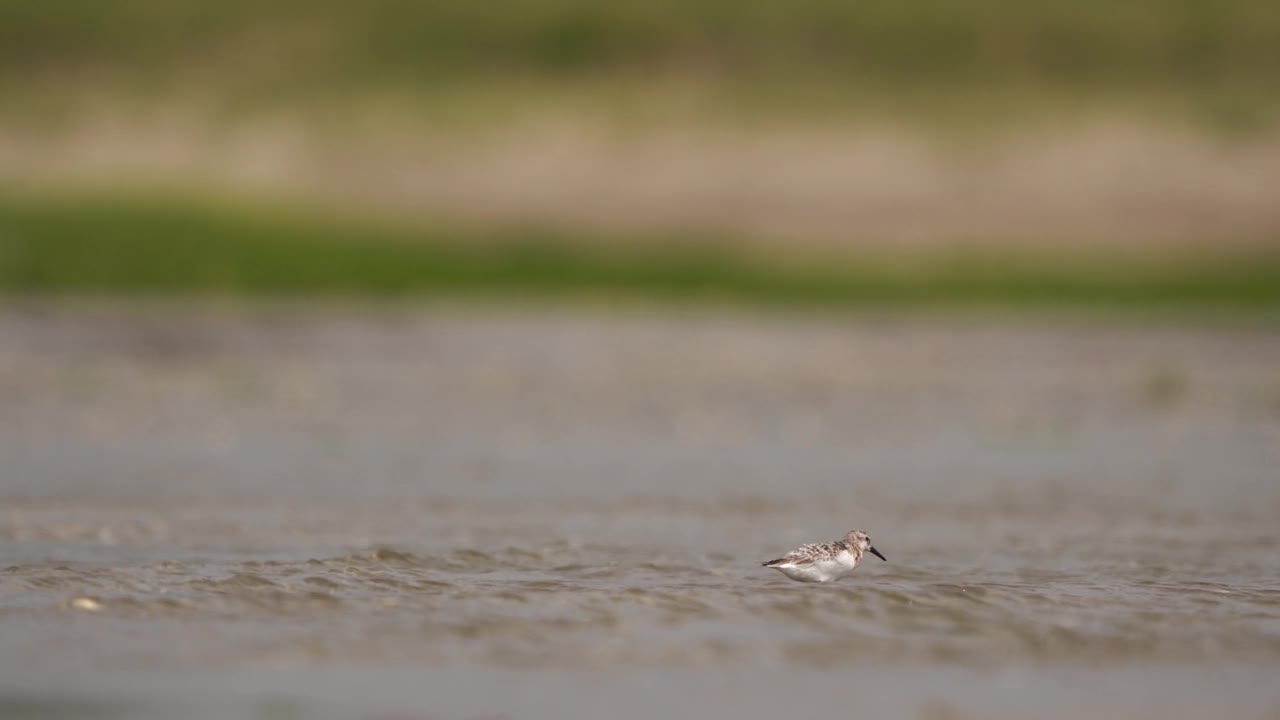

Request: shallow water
left=2, top=305, right=1279, bottom=718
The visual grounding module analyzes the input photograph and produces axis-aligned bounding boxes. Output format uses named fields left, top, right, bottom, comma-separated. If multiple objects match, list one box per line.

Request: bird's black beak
left=869, top=546, right=887, bottom=562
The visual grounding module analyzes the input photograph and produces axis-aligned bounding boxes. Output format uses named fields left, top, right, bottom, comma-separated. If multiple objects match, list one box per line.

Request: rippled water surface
left=2, top=305, right=1279, bottom=719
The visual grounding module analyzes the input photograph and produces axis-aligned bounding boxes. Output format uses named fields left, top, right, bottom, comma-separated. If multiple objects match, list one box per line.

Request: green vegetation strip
left=3, top=1, right=1279, bottom=128
left=1, top=193, right=1277, bottom=307
left=5, top=0, right=1278, bottom=88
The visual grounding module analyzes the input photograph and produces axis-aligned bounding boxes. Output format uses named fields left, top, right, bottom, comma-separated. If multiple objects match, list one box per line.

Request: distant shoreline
left=3, top=190, right=1277, bottom=310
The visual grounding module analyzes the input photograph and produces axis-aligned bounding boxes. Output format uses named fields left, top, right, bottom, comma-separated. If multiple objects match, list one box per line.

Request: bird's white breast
left=775, top=550, right=858, bottom=583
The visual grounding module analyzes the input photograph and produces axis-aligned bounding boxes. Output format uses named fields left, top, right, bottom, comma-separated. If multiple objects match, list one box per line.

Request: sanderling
left=762, top=529, right=887, bottom=583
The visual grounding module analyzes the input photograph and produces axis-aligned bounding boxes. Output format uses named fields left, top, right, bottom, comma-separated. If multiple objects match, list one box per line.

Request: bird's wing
left=769, top=543, right=826, bottom=566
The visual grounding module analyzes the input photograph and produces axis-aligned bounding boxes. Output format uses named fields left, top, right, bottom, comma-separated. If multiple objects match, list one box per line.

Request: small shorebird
left=762, top=529, right=887, bottom=583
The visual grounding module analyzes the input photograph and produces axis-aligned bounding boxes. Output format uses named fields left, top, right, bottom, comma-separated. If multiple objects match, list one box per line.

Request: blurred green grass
left=5, top=4, right=1277, bottom=308
left=2, top=191, right=1277, bottom=308
left=3, top=0, right=1279, bottom=128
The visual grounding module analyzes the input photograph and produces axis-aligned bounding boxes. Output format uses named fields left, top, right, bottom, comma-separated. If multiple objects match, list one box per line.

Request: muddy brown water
left=2, top=304, right=1279, bottom=719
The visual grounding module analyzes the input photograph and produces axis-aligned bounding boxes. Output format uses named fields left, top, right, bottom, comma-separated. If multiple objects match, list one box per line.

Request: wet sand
left=2, top=303, right=1279, bottom=718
